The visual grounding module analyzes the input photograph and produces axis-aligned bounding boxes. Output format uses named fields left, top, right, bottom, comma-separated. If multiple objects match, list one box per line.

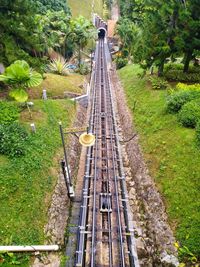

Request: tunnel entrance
left=98, top=28, right=106, bottom=39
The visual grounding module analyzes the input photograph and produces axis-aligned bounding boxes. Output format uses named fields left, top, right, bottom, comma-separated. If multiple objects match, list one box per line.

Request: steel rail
left=91, top=38, right=126, bottom=266
left=90, top=39, right=102, bottom=267
left=99, top=39, right=113, bottom=267
left=101, top=40, right=126, bottom=267
left=75, top=31, right=140, bottom=267
left=75, top=40, right=100, bottom=267
left=105, top=43, right=140, bottom=267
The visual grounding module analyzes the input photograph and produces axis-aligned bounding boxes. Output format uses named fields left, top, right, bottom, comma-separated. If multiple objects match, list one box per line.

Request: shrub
left=176, top=83, right=200, bottom=91
left=196, top=121, right=200, bottom=146
left=166, top=90, right=200, bottom=113
left=0, top=101, right=19, bottom=125
left=164, top=63, right=183, bottom=72
left=149, top=77, right=169, bottom=90
left=115, top=57, right=128, bottom=69
left=178, top=100, right=200, bottom=128
left=0, top=122, right=29, bottom=157
left=164, top=70, right=200, bottom=83
left=189, top=65, right=200, bottom=74
left=78, top=63, right=89, bottom=75
left=164, top=63, right=200, bottom=73
left=47, top=57, right=69, bottom=75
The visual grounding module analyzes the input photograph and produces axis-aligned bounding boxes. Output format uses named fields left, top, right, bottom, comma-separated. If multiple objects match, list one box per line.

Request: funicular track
left=75, top=35, right=140, bottom=267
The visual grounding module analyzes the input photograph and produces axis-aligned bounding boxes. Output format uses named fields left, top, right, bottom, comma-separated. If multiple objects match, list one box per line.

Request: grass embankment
left=118, top=65, right=200, bottom=259
left=68, top=0, right=104, bottom=18
left=0, top=73, right=84, bottom=100
left=30, top=73, right=84, bottom=98
left=0, top=99, right=76, bottom=266
left=0, top=71, right=81, bottom=266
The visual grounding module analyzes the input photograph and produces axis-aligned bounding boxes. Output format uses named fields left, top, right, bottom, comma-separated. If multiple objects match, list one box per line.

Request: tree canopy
left=35, top=0, right=70, bottom=14
left=0, top=0, right=96, bottom=71
left=117, top=0, right=200, bottom=75
left=70, top=16, right=97, bottom=66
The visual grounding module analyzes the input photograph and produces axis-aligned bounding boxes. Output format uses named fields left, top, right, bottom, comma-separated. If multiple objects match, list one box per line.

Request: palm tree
left=70, top=16, right=97, bottom=68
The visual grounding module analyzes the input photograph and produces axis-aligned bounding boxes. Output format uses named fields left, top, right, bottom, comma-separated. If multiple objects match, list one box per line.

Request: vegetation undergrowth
left=0, top=102, right=19, bottom=124
left=0, top=99, right=76, bottom=266
left=118, top=64, right=200, bottom=263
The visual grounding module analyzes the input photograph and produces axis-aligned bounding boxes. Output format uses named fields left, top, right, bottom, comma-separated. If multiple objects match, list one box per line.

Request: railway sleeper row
left=75, top=32, right=139, bottom=267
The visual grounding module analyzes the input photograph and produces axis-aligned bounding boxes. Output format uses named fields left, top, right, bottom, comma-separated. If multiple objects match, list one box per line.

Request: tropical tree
left=35, top=0, right=70, bottom=14
left=119, top=0, right=145, bottom=24
left=175, top=0, right=200, bottom=72
left=116, top=18, right=139, bottom=59
left=118, top=0, right=200, bottom=75
left=70, top=16, right=97, bottom=67
left=138, top=1, right=171, bottom=75
left=33, top=11, right=72, bottom=56
left=0, top=60, right=42, bottom=102
left=0, top=0, right=71, bottom=68
left=0, top=0, right=38, bottom=65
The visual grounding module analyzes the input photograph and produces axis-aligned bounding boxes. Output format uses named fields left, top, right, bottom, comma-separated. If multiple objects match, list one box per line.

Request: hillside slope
left=118, top=64, right=200, bottom=260
left=68, top=0, right=103, bottom=18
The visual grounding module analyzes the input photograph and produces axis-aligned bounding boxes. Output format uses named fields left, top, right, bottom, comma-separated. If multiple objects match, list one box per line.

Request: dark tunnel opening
left=98, top=28, right=106, bottom=39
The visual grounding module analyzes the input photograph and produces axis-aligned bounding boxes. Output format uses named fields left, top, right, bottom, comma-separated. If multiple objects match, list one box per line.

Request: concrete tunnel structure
left=98, top=27, right=107, bottom=39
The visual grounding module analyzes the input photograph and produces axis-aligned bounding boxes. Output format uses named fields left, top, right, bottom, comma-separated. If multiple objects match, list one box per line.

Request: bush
left=0, top=123, right=29, bottom=157
left=78, top=63, right=89, bottom=75
left=115, top=57, right=128, bottom=69
left=164, top=63, right=184, bottom=72
left=178, top=100, right=200, bottom=128
left=47, top=57, right=69, bottom=75
left=0, top=101, right=19, bottom=125
left=149, top=77, right=169, bottom=90
left=164, top=70, right=200, bottom=83
left=196, top=121, right=200, bottom=146
left=176, top=83, right=200, bottom=91
left=164, top=63, right=200, bottom=73
left=166, top=90, right=200, bottom=113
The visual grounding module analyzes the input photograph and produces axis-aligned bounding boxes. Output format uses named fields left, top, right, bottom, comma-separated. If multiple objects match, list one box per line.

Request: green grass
left=0, top=73, right=84, bottom=101
left=30, top=73, right=84, bottom=99
left=68, top=0, right=104, bottom=19
left=0, top=99, right=76, bottom=266
left=118, top=64, right=200, bottom=259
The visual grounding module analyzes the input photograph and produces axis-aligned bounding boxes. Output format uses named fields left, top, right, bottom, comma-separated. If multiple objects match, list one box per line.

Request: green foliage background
left=0, top=0, right=70, bottom=67
left=0, top=0, right=96, bottom=71
left=117, top=0, right=200, bottom=75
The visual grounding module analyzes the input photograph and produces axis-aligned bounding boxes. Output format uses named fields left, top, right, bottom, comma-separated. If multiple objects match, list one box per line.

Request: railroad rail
left=75, top=26, right=139, bottom=267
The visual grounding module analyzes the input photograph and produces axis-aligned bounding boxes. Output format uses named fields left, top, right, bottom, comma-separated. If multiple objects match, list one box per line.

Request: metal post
left=59, top=122, right=72, bottom=185
left=59, top=122, right=75, bottom=199
left=90, top=49, right=93, bottom=81
left=42, top=89, right=47, bottom=100
left=60, top=160, right=70, bottom=198
left=30, top=123, right=36, bottom=133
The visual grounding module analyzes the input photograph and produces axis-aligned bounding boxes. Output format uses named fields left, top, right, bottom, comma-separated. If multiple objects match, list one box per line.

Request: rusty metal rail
left=75, top=34, right=140, bottom=267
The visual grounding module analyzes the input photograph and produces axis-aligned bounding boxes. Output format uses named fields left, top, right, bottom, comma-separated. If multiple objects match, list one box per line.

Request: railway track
left=75, top=30, right=139, bottom=267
